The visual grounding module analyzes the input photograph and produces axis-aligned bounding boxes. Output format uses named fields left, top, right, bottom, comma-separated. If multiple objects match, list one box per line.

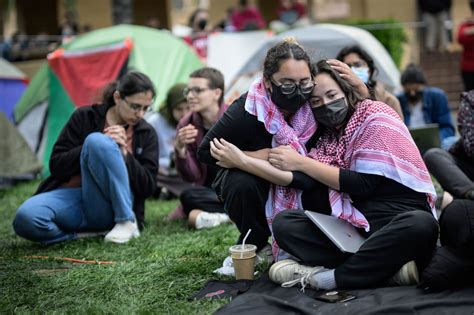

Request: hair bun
left=283, top=36, right=298, bottom=45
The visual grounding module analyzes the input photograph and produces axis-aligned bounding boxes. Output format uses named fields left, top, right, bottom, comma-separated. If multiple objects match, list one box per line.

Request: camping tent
left=14, top=24, right=203, bottom=175
left=208, top=24, right=401, bottom=102
left=0, top=112, right=41, bottom=179
left=0, top=58, right=28, bottom=122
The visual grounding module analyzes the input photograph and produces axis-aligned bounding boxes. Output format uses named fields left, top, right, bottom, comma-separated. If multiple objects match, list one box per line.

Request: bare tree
left=112, top=0, right=133, bottom=25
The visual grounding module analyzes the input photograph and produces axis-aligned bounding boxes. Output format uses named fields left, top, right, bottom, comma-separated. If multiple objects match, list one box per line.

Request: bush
left=342, top=19, right=407, bottom=68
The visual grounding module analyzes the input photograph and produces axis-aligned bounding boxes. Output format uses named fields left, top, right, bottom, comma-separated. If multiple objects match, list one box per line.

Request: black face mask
left=270, top=81, right=311, bottom=113
left=312, top=97, right=349, bottom=128
left=406, top=90, right=423, bottom=103
left=197, top=19, right=207, bottom=31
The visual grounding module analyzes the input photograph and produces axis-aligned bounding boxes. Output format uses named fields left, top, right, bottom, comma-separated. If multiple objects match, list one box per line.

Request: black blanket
left=214, top=273, right=474, bottom=314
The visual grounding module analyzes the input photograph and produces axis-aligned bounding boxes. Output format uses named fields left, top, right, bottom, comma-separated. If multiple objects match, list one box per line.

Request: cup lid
left=229, top=244, right=257, bottom=253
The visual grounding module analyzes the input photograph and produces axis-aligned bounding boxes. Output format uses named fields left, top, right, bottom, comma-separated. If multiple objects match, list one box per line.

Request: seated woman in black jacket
left=13, top=72, right=158, bottom=244
left=210, top=60, right=439, bottom=290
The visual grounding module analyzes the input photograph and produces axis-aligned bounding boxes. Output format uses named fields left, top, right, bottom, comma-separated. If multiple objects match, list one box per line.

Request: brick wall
left=419, top=51, right=463, bottom=109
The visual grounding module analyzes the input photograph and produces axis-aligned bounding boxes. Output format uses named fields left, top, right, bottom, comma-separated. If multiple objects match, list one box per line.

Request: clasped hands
left=210, top=138, right=303, bottom=171
left=104, top=125, right=128, bottom=156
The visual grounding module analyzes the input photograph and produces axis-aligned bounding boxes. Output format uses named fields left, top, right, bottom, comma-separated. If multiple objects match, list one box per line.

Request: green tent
left=0, top=112, right=42, bottom=178
left=14, top=25, right=203, bottom=176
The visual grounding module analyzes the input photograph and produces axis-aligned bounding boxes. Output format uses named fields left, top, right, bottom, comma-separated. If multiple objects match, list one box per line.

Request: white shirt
left=409, top=101, right=426, bottom=128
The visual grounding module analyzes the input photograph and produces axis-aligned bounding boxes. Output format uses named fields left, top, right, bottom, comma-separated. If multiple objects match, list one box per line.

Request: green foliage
left=0, top=181, right=241, bottom=313
left=342, top=19, right=407, bottom=68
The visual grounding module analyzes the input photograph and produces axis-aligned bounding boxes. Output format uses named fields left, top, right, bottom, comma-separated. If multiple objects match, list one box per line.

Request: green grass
left=0, top=180, right=241, bottom=314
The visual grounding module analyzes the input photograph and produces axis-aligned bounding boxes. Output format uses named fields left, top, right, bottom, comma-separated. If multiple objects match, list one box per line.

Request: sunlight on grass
left=0, top=181, right=240, bottom=313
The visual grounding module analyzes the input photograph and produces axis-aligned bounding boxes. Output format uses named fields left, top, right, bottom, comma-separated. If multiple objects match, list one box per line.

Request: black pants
left=221, top=169, right=271, bottom=251
left=439, top=199, right=474, bottom=259
left=180, top=186, right=225, bottom=216
left=462, top=71, right=474, bottom=92
left=424, top=148, right=474, bottom=198
left=273, top=210, right=439, bottom=289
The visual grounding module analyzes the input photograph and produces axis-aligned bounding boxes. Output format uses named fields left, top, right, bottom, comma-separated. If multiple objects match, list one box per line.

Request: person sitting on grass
left=198, top=39, right=373, bottom=265
left=424, top=89, right=474, bottom=205
left=146, top=83, right=192, bottom=199
left=172, top=67, right=230, bottom=229
left=210, top=60, right=439, bottom=290
left=13, top=72, right=158, bottom=244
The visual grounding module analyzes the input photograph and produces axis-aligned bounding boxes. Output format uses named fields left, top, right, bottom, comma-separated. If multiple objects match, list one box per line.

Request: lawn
left=0, top=180, right=241, bottom=314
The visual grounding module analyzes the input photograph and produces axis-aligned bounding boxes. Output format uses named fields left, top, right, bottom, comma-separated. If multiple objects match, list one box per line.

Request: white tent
left=208, top=24, right=401, bottom=103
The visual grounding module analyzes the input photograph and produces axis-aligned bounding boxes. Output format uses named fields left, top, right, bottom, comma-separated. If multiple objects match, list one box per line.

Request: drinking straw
left=241, top=229, right=252, bottom=258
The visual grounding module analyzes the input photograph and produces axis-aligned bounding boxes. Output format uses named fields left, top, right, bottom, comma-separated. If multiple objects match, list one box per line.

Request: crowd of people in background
left=7, top=0, right=474, bottom=294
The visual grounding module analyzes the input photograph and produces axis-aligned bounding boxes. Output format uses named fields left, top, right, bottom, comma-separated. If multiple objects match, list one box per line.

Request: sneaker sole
left=104, top=229, right=140, bottom=244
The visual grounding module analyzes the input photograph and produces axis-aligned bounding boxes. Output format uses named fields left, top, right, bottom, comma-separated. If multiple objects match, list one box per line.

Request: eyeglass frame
left=122, top=97, right=153, bottom=113
left=182, top=86, right=212, bottom=98
left=269, top=77, right=315, bottom=95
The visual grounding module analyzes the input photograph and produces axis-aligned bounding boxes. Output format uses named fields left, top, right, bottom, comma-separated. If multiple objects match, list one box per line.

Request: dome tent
left=14, top=25, right=203, bottom=176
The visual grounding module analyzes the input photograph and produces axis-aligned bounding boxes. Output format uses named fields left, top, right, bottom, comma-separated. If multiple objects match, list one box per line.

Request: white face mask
left=351, top=66, right=370, bottom=84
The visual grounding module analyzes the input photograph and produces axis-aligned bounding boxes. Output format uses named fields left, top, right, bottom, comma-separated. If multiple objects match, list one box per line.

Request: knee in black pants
left=273, top=211, right=300, bottom=244
left=398, top=211, right=439, bottom=243
left=221, top=169, right=269, bottom=219
left=423, top=148, right=445, bottom=167
left=440, top=199, right=474, bottom=258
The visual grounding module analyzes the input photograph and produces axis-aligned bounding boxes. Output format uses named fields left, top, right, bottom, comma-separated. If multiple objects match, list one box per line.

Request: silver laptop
left=408, top=123, right=440, bottom=153
left=304, top=211, right=366, bottom=253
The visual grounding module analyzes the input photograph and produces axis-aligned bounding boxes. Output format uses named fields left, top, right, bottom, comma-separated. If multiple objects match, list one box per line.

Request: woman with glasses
left=197, top=39, right=372, bottom=264
left=13, top=72, right=158, bottom=244
left=171, top=67, right=230, bottom=229
left=210, top=60, right=438, bottom=290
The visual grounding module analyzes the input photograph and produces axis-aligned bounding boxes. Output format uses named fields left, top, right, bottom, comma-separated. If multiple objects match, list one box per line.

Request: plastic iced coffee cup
left=229, top=244, right=257, bottom=280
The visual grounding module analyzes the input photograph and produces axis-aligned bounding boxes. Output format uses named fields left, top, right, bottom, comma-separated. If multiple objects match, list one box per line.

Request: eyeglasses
left=123, top=98, right=152, bottom=113
left=270, top=77, right=315, bottom=95
left=183, top=86, right=211, bottom=97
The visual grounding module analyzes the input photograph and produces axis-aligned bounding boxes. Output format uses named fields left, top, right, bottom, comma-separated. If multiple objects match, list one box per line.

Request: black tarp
left=214, top=273, right=474, bottom=314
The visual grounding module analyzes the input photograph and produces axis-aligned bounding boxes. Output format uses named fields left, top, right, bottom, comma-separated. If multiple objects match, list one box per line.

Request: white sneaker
left=195, top=212, right=230, bottom=229
left=269, top=259, right=326, bottom=291
left=104, top=220, right=140, bottom=244
left=388, top=260, right=419, bottom=286
left=256, top=244, right=274, bottom=265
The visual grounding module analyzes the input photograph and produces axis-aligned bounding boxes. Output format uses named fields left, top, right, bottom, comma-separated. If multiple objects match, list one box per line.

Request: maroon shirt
left=175, top=104, right=228, bottom=185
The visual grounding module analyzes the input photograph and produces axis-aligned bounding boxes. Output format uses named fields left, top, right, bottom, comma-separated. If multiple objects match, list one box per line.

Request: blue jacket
left=397, top=87, right=455, bottom=141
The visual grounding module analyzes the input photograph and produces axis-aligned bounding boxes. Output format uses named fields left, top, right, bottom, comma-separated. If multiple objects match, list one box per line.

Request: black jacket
left=36, top=103, right=158, bottom=229
left=197, top=94, right=273, bottom=165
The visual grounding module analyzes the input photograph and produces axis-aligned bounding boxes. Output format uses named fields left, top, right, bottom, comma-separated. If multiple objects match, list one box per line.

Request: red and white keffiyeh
left=308, top=99, right=437, bottom=231
left=245, top=77, right=316, bottom=259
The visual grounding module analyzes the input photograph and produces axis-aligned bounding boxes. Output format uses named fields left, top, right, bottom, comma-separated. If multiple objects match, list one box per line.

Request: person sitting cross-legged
left=211, top=60, right=439, bottom=290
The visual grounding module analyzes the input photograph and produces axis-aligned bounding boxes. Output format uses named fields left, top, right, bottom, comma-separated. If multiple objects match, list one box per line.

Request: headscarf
left=245, top=77, right=316, bottom=259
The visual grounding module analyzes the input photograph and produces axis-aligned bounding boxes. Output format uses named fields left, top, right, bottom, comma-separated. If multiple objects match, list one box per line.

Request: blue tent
left=0, top=58, right=28, bottom=122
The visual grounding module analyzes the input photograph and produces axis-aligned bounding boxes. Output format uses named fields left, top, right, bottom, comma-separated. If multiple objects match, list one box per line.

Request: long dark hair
left=312, top=60, right=364, bottom=114
left=336, top=45, right=377, bottom=86
left=263, top=38, right=312, bottom=81
left=102, top=71, right=156, bottom=108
